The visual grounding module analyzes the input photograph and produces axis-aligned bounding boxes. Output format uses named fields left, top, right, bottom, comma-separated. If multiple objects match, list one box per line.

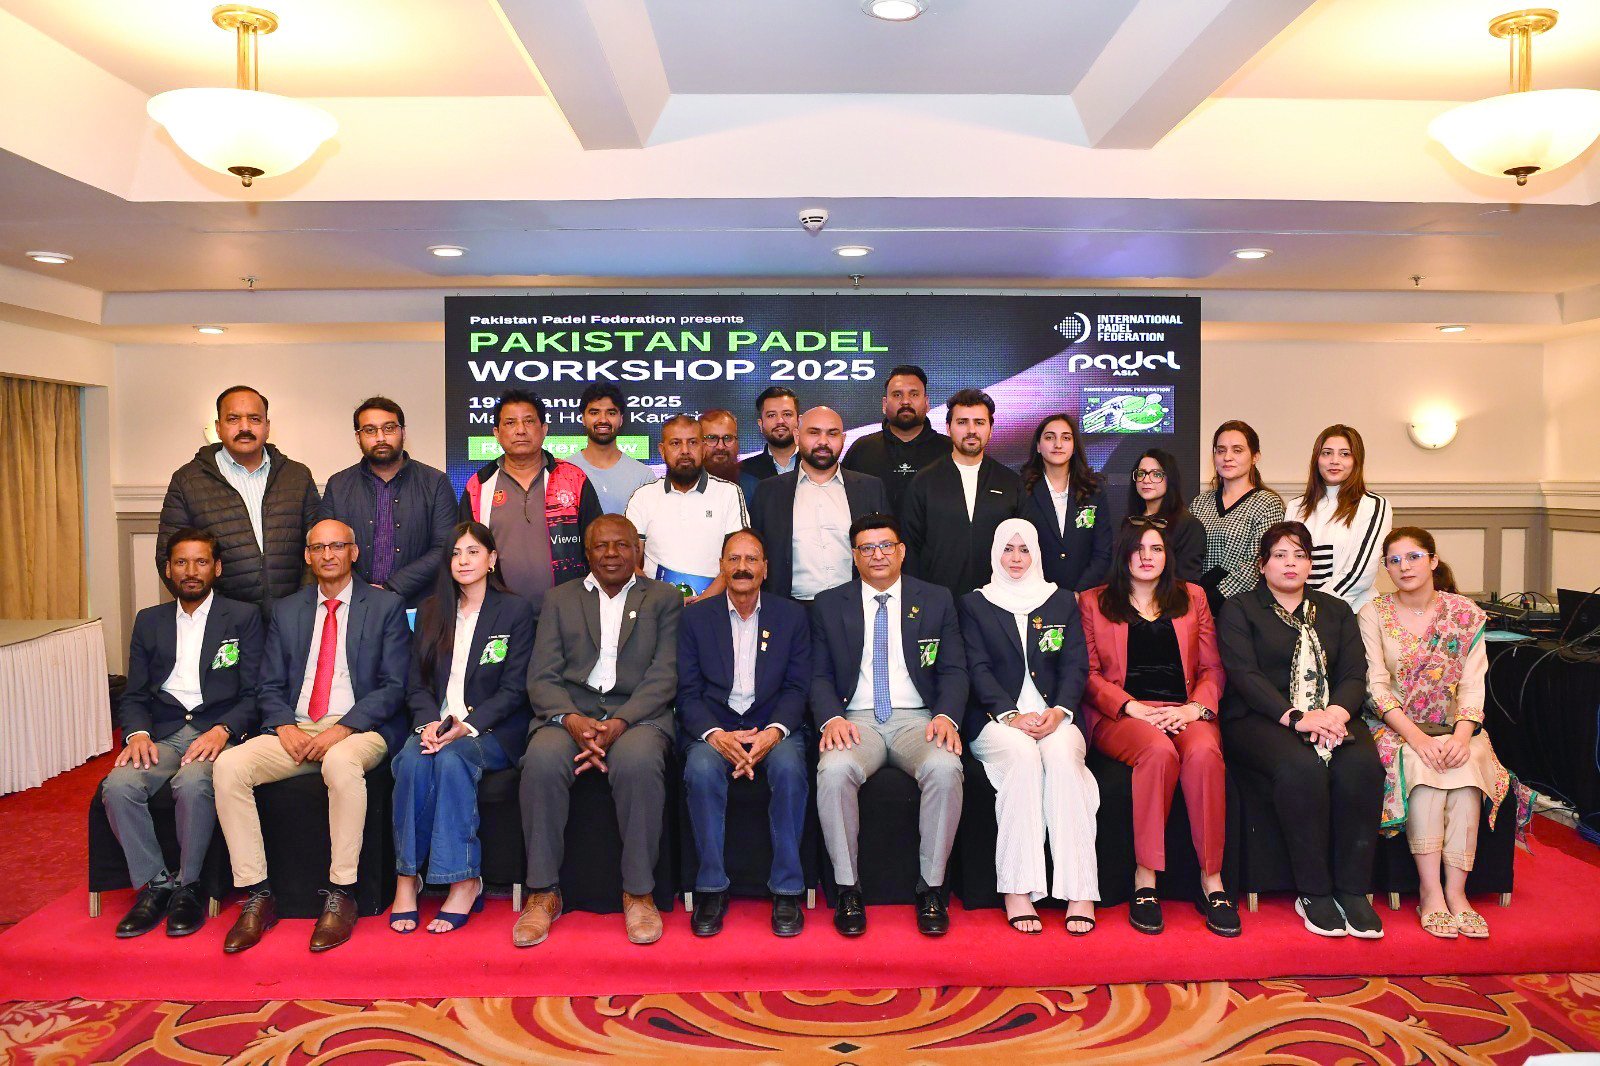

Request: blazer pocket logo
left=1038, top=625, right=1064, bottom=653
left=1075, top=505, right=1097, bottom=529
left=210, top=639, right=240, bottom=670
left=479, top=635, right=510, bottom=665
left=917, top=637, right=940, bottom=667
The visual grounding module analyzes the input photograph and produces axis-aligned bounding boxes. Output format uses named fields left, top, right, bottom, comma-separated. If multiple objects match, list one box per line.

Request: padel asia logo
left=1064, top=350, right=1182, bottom=377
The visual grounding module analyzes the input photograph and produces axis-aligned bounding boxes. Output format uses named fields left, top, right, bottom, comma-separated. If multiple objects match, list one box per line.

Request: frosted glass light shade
left=147, top=88, right=337, bottom=182
left=1428, top=88, right=1600, bottom=181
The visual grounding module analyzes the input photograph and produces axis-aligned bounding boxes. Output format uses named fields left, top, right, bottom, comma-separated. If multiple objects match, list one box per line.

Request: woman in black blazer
left=960, top=518, right=1098, bottom=936
left=1018, top=413, right=1111, bottom=592
left=1218, top=520, right=1384, bottom=941
left=390, top=522, right=535, bottom=934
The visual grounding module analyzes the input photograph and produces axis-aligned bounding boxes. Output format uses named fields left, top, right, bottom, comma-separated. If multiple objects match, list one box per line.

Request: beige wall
left=1544, top=333, right=1600, bottom=484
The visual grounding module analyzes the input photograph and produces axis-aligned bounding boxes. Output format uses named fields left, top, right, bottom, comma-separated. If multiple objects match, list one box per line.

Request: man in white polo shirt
left=625, top=414, right=748, bottom=603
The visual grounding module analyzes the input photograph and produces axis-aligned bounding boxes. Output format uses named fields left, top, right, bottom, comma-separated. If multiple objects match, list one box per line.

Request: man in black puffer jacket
left=156, top=385, right=321, bottom=617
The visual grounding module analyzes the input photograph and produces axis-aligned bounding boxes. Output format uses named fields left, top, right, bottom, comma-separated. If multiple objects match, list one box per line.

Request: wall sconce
left=1407, top=414, right=1459, bottom=450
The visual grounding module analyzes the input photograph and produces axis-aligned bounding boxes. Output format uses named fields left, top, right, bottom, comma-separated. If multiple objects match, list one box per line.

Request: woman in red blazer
left=1079, top=520, right=1237, bottom=938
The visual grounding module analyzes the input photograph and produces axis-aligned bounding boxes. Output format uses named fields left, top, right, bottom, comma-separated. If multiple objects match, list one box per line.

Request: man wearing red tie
left=213, top=519, right=411, bottom=954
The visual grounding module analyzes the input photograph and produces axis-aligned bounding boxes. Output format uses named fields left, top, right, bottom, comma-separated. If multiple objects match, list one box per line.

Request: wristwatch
left=996, top=710, right=1021, bottom=724
left=1286, top=709, right=1305, bottom=729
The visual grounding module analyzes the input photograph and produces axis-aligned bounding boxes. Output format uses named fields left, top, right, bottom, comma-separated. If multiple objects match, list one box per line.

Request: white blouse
left=442, top=607, right=481, bottom=733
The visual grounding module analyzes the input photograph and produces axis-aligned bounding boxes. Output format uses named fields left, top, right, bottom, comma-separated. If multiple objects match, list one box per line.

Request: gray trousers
left=520, top=721, right=670, bottom=897
left=816, top=707, right=964, bottom=889
left=102, top=724, right=224, bottom=887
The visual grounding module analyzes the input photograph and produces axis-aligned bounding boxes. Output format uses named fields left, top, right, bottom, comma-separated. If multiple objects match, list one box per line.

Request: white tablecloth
left=0, top=619, right=112, bottom=795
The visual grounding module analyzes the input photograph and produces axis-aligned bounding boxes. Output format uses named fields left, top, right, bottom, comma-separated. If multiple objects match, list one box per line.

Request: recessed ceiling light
left=834, top=245, right=873, bottom=258
left=1436, top=324, right=1469, bottom=333
left=428, top=245, right=467, bottom=258
left=1230, top=248, right=1272, bottom=260
left=26, top=250, right=73, bottom=265
left=862, top=0, right=925, bottom=21
left=195, top=325, right=227, bottom=335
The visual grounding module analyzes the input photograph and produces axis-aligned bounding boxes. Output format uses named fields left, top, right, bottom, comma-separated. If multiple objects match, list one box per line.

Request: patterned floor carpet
left=4, top=973, right=1598, bottom=1064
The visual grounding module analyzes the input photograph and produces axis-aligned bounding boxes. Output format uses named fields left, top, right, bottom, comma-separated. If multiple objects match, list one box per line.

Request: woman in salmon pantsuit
left=1079, top=520, right=1239, bottom=938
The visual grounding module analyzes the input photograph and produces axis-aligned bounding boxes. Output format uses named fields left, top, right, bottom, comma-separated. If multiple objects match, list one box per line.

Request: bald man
left=213, top=518, right=412, bottom=955
left=751, top=407, right=891, bottom=600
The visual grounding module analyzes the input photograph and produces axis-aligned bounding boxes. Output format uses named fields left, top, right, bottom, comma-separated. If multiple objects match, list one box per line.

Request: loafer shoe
left=771, top=894, right=805, bottom=937
left=690, top=890, right=729, bottom=937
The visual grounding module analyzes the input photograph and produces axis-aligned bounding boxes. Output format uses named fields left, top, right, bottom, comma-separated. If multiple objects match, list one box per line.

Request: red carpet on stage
left=2, top=818, right=1597, bottom=1003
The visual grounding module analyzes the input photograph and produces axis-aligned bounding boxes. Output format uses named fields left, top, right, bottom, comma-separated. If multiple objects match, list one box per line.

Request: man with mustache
left=738, top=386, right=800, bottom=487
left=320, top=397, right=457, bottom=609
left=101, top=527, right=262, bottom=939
left=750, top=406, right=889, bottom=601
left=157, top=386, right=321, bottom=616
left=842, top=365, right=949, bottom=515
left=901, top=388, right=1023, bottom=598
left=675, top=529, right=813, bottom=937
left=625, top=415, right=749, bottom=604
left=567, top=383, right=656, bottom=515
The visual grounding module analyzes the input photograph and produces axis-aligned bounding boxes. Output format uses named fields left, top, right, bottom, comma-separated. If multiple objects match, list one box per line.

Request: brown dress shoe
left=309, top=889, right=358, bottom=953
left=222, top=891, right=277, bottom=954
left=512, top=889, right=562, bottom=948
left=622, top=891, right=663, bottom=945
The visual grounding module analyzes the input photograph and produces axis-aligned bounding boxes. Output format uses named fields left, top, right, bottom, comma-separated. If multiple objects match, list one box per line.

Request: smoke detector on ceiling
left=798, top=208, right=829, bottom=235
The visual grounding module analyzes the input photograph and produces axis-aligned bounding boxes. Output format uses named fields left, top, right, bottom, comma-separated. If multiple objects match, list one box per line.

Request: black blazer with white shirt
left=405, top=586, right=536, bottom=762
left=1018, top=479, right=1112, bottom=592
left=901, top=455, right=1023, bottom=598
left=751, top=467, right=891, bottom=598
left=957, top=587, right=1089, bottom=744
left=118, top=594, right=262, bottom=742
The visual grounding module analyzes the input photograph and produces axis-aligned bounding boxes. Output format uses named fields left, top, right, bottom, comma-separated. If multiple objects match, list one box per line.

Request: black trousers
left=1223, top=712, right=1383, bottom=896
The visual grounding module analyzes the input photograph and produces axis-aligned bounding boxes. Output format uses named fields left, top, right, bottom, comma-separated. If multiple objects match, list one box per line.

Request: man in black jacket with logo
left=157, top=386, right=320, bottom=616
left=841, top=365, right=948, bottom=515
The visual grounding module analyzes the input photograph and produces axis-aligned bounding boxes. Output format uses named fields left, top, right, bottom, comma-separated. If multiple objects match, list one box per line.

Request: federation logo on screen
left=1080, top=387, right=1176, bottom=434
left=1053, top=313, right=1092, bottom=345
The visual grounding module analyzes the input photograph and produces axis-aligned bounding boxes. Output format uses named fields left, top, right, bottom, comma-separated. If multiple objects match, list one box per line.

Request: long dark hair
left=1297, top=424, right=1370, bottom=527
left=1098, top=522, right=1191, bottom=624
left=1124, top=447, right=1192, bottom=523
left=1382, top=526, right=1459, bottom=595
left=417, top=521, right=508, bottom=691
left=1021, top=412, right=1102, bottom=503
left=1210, top=419, right=1274, bottom=494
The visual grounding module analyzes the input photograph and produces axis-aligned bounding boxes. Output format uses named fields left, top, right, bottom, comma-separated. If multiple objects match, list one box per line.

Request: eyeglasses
left=702, top=434, right=738, bottom=446
left=1126, top=515, right=1168, bottom=529
left=1384, top=550, right=1433, bottom=568
left=1131, top=469, right=1167, bottom=483
left=357, top=422, right=401, bottom=438
left=852, top=541, right=902, bottom=557
left=307, top=542, right=354, bottom=554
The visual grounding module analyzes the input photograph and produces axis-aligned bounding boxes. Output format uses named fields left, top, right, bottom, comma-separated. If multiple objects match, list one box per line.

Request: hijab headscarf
left=978, top=518, right=1058, bottom=616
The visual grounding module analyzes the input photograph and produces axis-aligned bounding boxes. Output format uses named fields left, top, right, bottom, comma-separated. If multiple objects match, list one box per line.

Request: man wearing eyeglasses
left=213, top=519, right=411, bottom=955
left=321, top=397, right=458, bottom=608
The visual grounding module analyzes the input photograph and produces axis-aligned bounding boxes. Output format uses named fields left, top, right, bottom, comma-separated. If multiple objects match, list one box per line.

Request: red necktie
left=307, top=599, right=339, bottom=722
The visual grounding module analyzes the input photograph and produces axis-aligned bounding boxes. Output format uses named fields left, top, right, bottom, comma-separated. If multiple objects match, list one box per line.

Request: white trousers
left=972, top=720, right=1100, bottom=902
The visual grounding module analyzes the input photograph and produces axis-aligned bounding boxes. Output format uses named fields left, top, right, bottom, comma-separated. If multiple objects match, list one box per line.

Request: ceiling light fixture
left=1436, top=324, right=1469, bottom=333
left=428, top=245, right=468, bottom=258
left=146, top=6, right=338, bottom=188
left=1231, top=248, right=1272, bottom=260
left=196, top=325, right=227, bottom=335
left=26, top=251, right=73, bottom=265
left=1428, top=8, right=1600, bottom=186
left=862, top=0, right=926, bottom=22
left=834, top=245, right=873, bottom=258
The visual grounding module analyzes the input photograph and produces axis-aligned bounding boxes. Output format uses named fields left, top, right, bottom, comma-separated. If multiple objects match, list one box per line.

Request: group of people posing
left=101, top=367, right=1531, bottom=956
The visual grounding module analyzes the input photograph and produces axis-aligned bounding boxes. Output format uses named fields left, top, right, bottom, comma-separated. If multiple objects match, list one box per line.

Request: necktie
left=872, top=592, right=892, bottom=724
left=307, top=599, right=339, bottom=722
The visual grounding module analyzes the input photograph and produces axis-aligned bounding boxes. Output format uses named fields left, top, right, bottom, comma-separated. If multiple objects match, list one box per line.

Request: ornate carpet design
left=4, top=974, right=1597, bottom=1065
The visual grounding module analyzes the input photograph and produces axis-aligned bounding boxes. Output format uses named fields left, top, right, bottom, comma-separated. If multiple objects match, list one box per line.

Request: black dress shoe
left=1196, top=891, right=1241, bottom=938
left=116, top=883, right=175, bottom=938
left=691, top=890, right=729, bottom=937
left=834, top=888, right=866, bottom=937
left=1128, top=888, right=1164, bottom=935
left=915, top=888, right=949, bottom=937
left=166, top=883, right=206, bottom=937
left=771, top=894, right=805, bottom=937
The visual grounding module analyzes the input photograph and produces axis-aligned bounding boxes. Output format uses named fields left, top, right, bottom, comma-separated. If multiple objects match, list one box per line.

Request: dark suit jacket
left=958, top=588, right=1088, bottom=743
left=526, top=575, right=682, bottom=730
left=118, top=594, right=262, bottom=742
left=901, top=455, right=1023, bottom=598
left=808, top=575, right=967, bottom=729
left=750, top=468, right=891, bottom=598
left=1077, top=581, right=1225, bottom=741
left=257, top=578, right=413, bottom=750
left=1019, top=480, right=1112, bottom=592
left=406, top=587, right=536, bottom=762
left=676, top=593, right=811, bottom=744
left=1217, top=583, right=1366, bottom=722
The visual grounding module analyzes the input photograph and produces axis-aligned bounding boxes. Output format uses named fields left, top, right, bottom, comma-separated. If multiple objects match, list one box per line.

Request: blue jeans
left=391, top=732, right=510, bottom=883
left=683, top=732, right=808, bottom=895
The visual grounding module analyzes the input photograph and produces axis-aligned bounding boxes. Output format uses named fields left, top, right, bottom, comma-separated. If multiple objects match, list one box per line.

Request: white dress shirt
left=582, top=572, right=637, bottom=694
left=1011, top=613, right=1050, bottom=715
left=1049, top=478, right=1072, bottom=535
left=294, top=579, right=356, bottom=725
left=441, top=606, right=482, bottom=736
left=216, top=447, right=272, bottom=552
left=159, top=591, right=213, bottom=714
left=956, top=460, right=981, bottom=520
left=846, top=579, right=926, bottom=713
left=790, top=467, right=853, bottom=600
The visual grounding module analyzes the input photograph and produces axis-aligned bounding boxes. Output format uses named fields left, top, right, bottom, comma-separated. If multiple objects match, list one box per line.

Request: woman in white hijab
left=958, top=518, right=1100, bottom=935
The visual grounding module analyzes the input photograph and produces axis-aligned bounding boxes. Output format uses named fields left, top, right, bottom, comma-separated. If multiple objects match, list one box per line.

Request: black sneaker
left=1128, top=888, right=1163, bottom=935
left=833, top=888, right=866, bottom=937
left=1295, top=895, right=1347, bottom=937
left=1196, top=891, right=1241, bottom=938
left=1334, top=893, right=1385, bottom=939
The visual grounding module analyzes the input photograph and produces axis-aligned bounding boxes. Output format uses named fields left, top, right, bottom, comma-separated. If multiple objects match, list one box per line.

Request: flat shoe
left=1418, top=906, right=1459, bottom=939
left=1454, top=909, right=1489, bottom=939
left=1007, top=912, right=1043, bottom=935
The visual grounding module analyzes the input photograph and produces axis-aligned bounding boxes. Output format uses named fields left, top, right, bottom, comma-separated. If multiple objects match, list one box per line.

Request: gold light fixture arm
left=212, top=6, right=279, bottom=92
left=1488, top=9, right=1557, bottom=94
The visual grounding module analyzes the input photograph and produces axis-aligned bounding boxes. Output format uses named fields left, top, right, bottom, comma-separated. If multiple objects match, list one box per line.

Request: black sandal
left=1007, top=912, right=1044, bottom=935
left=1065, top=913, right=1097, bottom=937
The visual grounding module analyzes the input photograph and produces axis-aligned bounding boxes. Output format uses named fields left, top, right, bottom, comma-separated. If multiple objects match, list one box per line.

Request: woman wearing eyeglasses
left=1126, top=448, right=1207, bottom=583
left=1192, top=421, right=1285, bottom=606
left=1080, top=522, right=1238, bottom=937
left=1358, top=527, right=1533, bottom=940
left=1218, top=521, right=1384, bottom=939
left=960, top=518, right=1099, bottom=936
left=1288, top=425, right=1390, bottom=612
left=1019, top=413, right=1111, bottom=591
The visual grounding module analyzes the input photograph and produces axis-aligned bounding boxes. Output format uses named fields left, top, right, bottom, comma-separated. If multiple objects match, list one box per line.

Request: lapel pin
left=628, top=610, right=637, bottom=619
left=761, top=630, right=770, bottom=639
left=1032, top=616, right=1043, bottom=629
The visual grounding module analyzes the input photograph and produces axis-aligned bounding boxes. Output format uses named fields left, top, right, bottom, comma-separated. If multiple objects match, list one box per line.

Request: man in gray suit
left=516, top=514, right=683, bottom=948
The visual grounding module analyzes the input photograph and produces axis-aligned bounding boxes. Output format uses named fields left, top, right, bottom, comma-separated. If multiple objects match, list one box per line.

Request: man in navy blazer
left=677, top=529, right=812, bottom=938
left=810, top=512, right=968, bottom=938
left=213, top=519, right=411, bottom=955
left=103, top=527, right=262, bottom=939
